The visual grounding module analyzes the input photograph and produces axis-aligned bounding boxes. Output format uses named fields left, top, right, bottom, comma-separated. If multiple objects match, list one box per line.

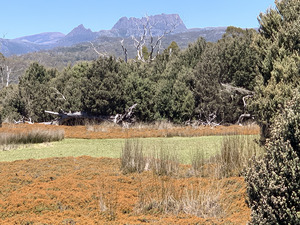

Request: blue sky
left=1, top=0, right=275, bottom=39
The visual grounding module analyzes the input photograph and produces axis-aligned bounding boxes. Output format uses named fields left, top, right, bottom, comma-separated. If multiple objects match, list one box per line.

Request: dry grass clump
left=120, top=139, right=146, bottom=174
left=0, top=129, right=64, bottom=146
left=135, top=178, right=224, bottom=218
left=216, top=135, right=264, bottom=178
left=150, top=148, right=179, bottom=176
left=120, top=139, right=179, bottom=176
left=190, top=135, right=264, bottom=178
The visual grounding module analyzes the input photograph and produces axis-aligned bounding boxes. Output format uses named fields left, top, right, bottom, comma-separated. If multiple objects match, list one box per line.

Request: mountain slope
left=14, top=32, right=65, bottom=45
left=55, top=24, right=98, bottom=47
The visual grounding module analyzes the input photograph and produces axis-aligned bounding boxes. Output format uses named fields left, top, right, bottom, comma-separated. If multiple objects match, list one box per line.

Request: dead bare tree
left=89, top=41, right=108, bottom=58
left=120, top=39, right=128, bottom=63
left=237, top=94, right=253, bottom=125
left=0, top=54, right=24, bottom=88
left=44, top=104, right=138, bottom=126
left=121, top=14, right=179, bottom=63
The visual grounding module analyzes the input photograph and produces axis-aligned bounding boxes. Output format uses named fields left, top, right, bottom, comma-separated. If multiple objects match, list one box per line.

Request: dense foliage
left=0, top=31, right=258, bottom=124
left=0, top=0, right=298, bottom=131
left=0, top=1, right=299, bottom=224
left=245, top=89, right=300, bottom=224
left=245, top=1, right=300, bottom=224
left=250, top=0, right=300, bottom=143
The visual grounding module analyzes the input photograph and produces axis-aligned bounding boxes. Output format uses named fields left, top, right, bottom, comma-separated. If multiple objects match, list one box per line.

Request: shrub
left=245, top=92, right=300, bottom=224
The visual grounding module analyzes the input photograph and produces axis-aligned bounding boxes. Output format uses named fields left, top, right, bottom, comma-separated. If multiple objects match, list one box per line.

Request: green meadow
left=0, top=136, right=227, bottom=164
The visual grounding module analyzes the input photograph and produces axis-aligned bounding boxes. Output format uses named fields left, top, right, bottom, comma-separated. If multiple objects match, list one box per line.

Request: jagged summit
left=110, top=14, right=187, bottom=37
left=55, top=24, right=98, bottom=47
left=66, top=24, right=94, bottom=37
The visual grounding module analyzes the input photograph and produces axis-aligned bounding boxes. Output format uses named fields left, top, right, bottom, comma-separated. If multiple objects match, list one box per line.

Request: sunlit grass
left=0, top=136, right=226, bottom=163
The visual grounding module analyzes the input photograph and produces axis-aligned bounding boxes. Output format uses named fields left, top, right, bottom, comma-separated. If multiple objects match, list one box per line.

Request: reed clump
left=0, top=129, right=64, bottom=146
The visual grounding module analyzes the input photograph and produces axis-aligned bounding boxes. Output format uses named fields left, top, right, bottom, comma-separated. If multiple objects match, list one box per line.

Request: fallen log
left=44, top=104, right=137, bottom=126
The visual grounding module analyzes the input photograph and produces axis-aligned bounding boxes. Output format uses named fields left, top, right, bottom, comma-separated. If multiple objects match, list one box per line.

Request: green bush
left=245, top=91, right=300, bottom=224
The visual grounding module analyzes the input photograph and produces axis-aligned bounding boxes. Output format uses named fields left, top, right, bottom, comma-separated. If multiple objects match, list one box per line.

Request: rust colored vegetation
left=0, top=157, right=250, bottom=224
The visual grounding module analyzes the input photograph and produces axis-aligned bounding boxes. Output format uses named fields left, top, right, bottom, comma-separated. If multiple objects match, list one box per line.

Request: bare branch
left=120, top=39, right=128, bottom=63
left=89, top=42, right=107, bottom=57
left=51, top=87, right=66, bottom=101
left=242, top=95, right=253, bottom=107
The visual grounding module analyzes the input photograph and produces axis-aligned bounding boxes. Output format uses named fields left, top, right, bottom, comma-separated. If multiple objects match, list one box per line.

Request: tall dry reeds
left=190, top=135, right=264, bottom=178
left=120, top=139, right=179, bottom=176
left=120, top=139, right=146, bottom=174
left=216, top=135, right=264, bottom=178
left=135, top=177, right=224, bottom=218
left=0, top=129, right=64, bottom=146
left=150, top=148, right=179, bottom=176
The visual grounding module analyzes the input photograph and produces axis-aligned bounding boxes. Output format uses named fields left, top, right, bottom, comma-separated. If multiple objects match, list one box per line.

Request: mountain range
left=0, top=14, right=227, bottom=57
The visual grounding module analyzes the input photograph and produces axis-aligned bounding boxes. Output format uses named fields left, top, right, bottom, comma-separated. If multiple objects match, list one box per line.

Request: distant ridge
left=0, top=14, right=227, bottom=56
left=14, top=32, right=65, bottom=45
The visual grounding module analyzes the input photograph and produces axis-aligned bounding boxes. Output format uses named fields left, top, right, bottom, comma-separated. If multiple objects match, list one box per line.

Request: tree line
left=0, top=27, right=259, bottom=124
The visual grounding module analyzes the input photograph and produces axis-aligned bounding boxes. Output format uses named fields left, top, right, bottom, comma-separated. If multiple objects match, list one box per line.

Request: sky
left=1, top=0, right=276, bottom=39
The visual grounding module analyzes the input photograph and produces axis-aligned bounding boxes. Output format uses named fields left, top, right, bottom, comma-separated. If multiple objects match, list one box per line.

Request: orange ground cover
left=0, top=156, right=250, bottom=224
left=0, top=123, right=260, bottom=139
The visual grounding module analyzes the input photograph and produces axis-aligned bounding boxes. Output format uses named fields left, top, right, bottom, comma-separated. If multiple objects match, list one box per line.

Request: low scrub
left=0, top=129, right=64, bottom=146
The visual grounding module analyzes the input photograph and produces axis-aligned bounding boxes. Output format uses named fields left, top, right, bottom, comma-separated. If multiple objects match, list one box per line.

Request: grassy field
left=0, top=135, right=261, bottom=164
left=0, top=136, right=230, bottom=163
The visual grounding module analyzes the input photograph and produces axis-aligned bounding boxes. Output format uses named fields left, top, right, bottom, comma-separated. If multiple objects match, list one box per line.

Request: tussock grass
left=120, top=139, right=146, bottom=174
left=150, top=148, right=179, bottom=176
left=0, top=129, right=64, bottom=146
left=135, top=178, right=224, bottom=218
left=120, top=139, right=179, bottom=176
left=216, top=135, right=264, bottom=178
left=190, top=135, right=264, bottom=178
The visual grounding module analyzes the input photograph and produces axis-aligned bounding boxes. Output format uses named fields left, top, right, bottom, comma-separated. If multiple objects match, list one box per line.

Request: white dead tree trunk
left=5, top=65, right=11, bottom=87
left=131, top=19, right=148, bottom=62
left=50, top=87, right=66, bottom=101
left=0, top=54, right=23, bottom=88
left=121, top=15, right=179, bottom=63
left=89, top=41, right=107, bottom=58
left=147, top=17, right=178, bottom=61
left=237, top=94, right=253, bottom=125
left=120, top=39, right=128, bottom=63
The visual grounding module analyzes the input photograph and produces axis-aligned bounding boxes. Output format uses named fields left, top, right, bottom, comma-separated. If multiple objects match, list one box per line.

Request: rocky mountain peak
left=111, top=14, right=188, bottom=37
left=66, top=24, right=94, bottom=37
